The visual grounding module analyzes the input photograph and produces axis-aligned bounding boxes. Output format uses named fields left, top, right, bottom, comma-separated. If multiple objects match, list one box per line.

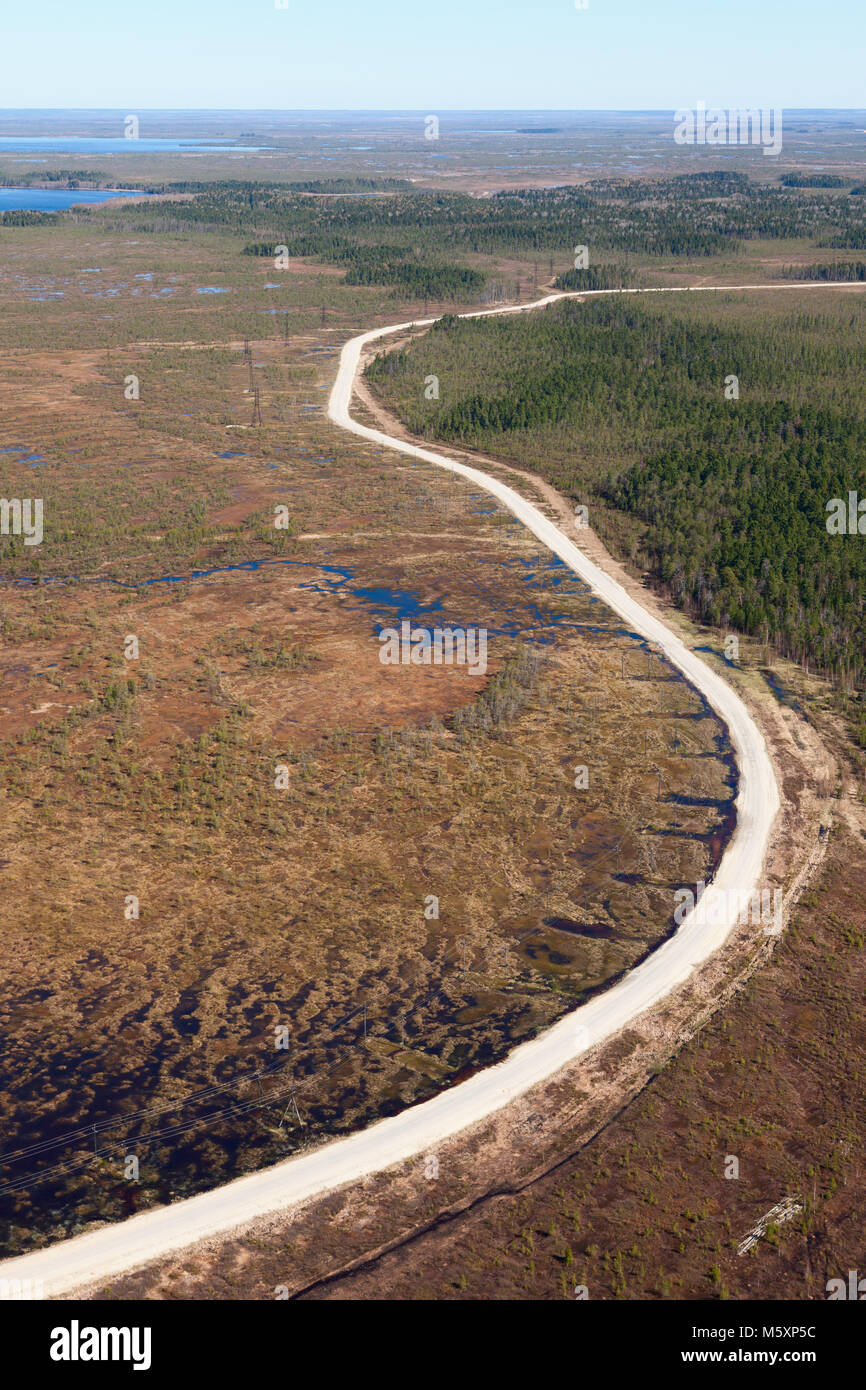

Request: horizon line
left=1, top=106, right=866, bottom=116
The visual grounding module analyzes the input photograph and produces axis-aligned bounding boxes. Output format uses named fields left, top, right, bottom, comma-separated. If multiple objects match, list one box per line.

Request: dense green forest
left=0, top=209, right=58, bottom=226
left=242, top=237, right=485, bottom=298
left=779, top=172, right=846, bottom=188
left=553, top=264, right=635, bottom=291
left=784, top=261, right=866, bottom=281
left=0, top=168, right=107, bottom=186
left=367, top=296, right=866, bottom=690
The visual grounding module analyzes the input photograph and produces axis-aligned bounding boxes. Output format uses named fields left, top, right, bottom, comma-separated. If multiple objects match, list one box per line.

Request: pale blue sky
left=4, top=0, right=864, bottom=110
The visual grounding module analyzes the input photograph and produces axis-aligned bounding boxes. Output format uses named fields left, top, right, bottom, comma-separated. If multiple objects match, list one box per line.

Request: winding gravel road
left=0, top=283, right=814, bottom=1298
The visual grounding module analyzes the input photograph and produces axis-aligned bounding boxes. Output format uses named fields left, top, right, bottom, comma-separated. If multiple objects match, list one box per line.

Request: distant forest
left=784, top=261, right=866, bottom=281
left=779, top=172, right=846, bottom=189
left=51, top=169, right=866, bottom=295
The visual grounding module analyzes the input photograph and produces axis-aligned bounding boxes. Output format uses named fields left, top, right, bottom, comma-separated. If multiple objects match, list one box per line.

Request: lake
left=0, top=187, right=153, bottom=211
left=0, top=137, right=270, bottom=153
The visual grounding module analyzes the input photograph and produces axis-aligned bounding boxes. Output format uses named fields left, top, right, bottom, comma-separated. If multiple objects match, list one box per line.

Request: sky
left=3, top=0, right=864, bottom=111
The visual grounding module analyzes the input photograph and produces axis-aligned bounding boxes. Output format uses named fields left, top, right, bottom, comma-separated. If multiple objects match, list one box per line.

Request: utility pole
left=279, top=1093, right=304, bottom=1129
